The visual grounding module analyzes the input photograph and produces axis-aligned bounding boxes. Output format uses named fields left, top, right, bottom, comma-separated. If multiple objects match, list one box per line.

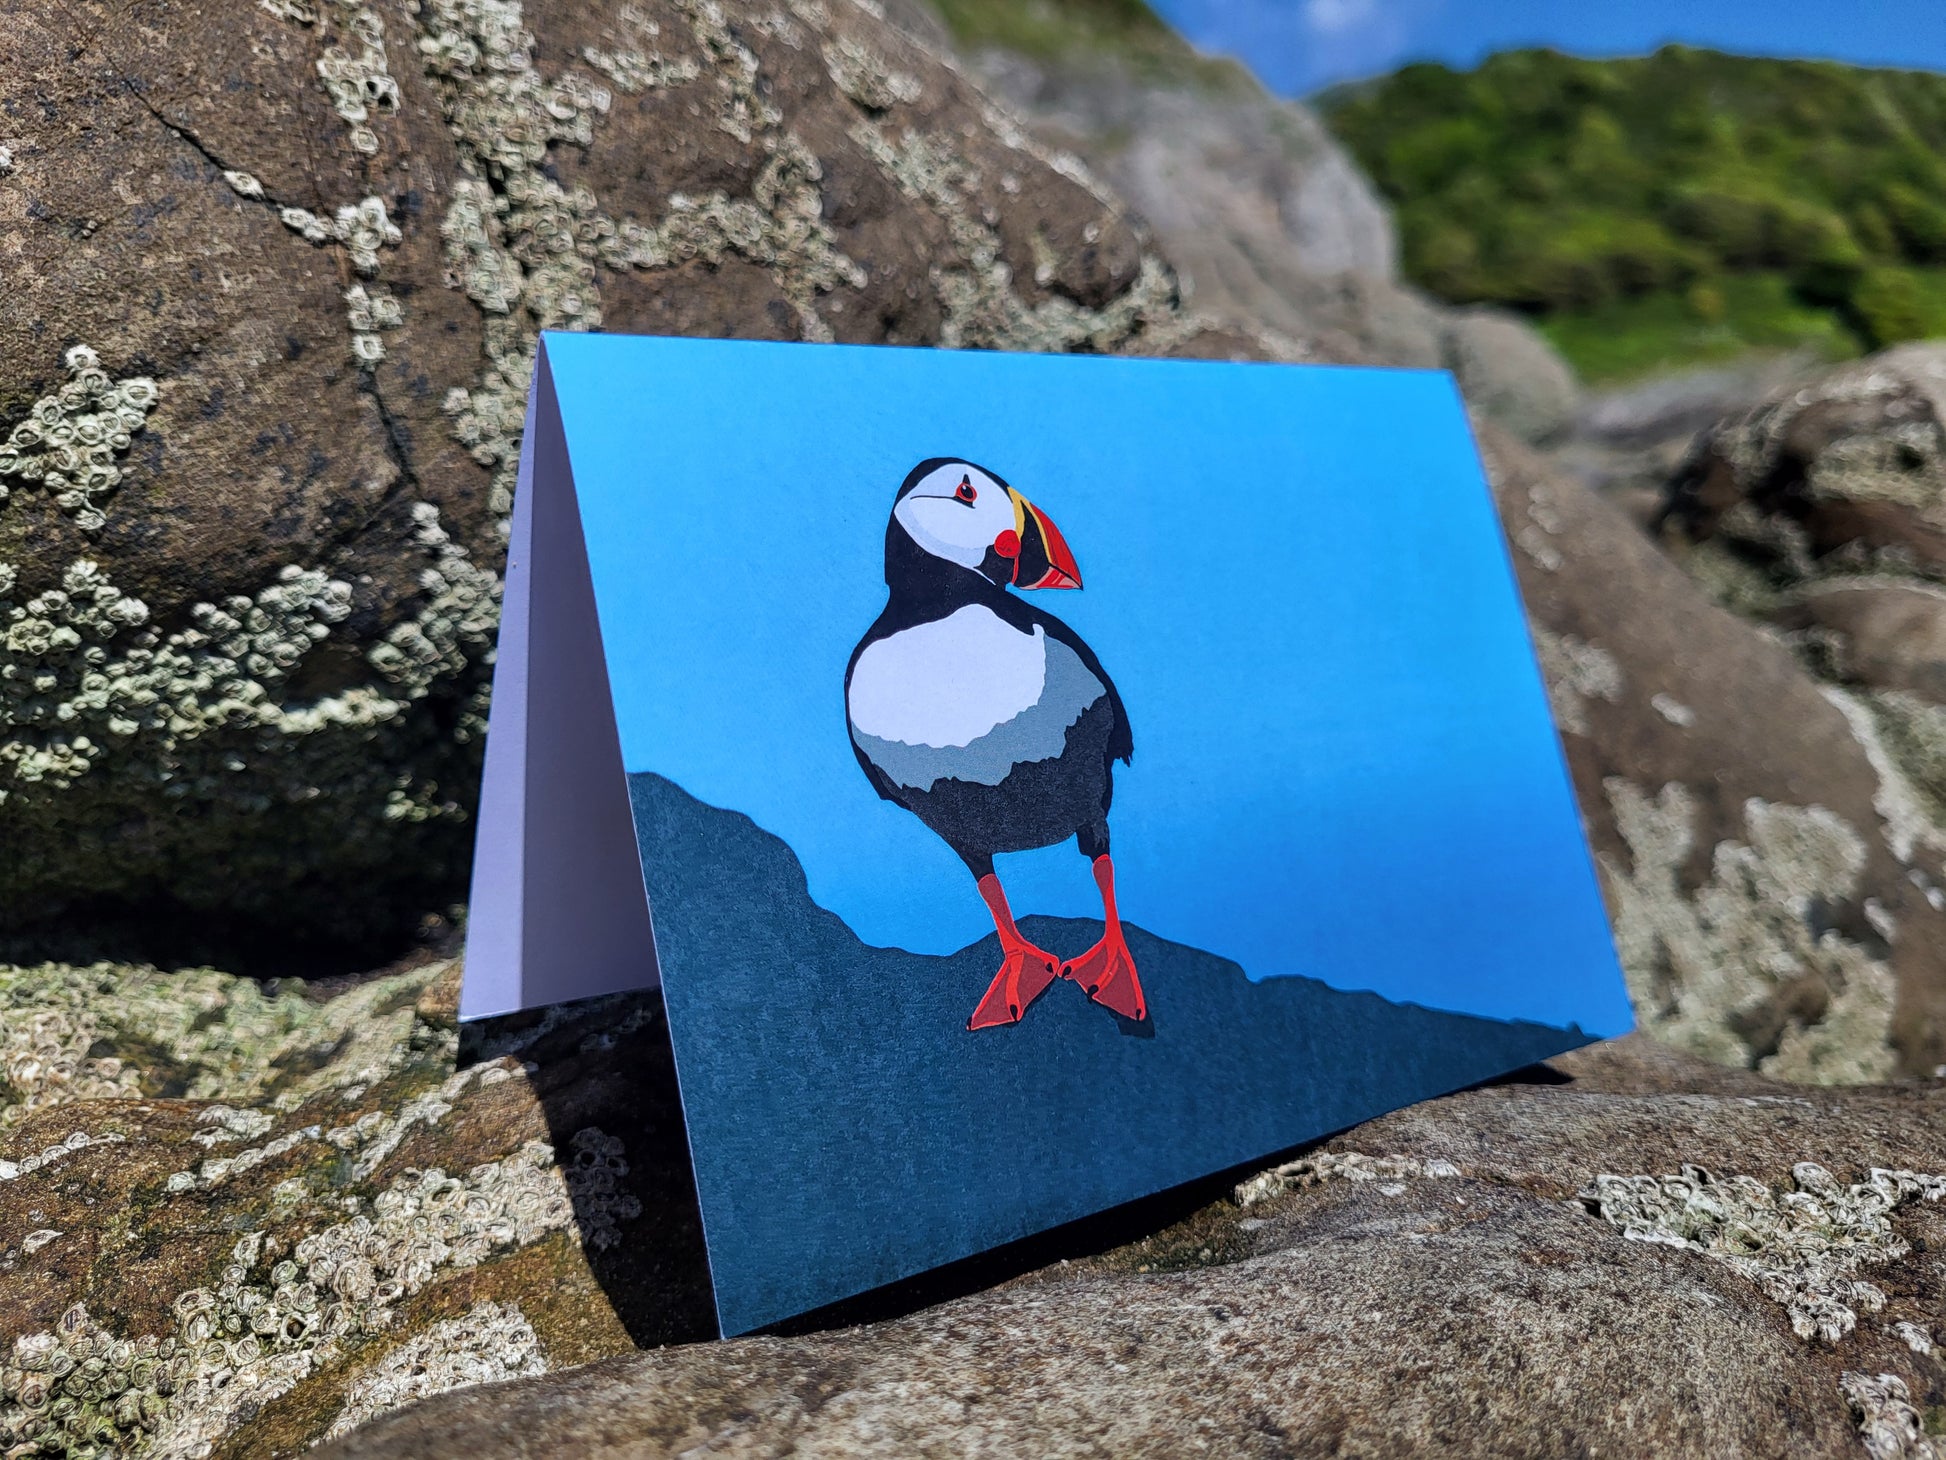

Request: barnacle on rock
left=1582, top=1161, right=1946, bottom=1342
left=323, top=1300, right=548, bottom=1440
left=345, top=282, right=405, bottom=365
left=317, top=0, right=402, bottom=154
left=562, top=1126, right=642, bottom=1248
left=0, top=345, right=158, bottom=532
left=1841, top=1370, right=1941, bottom=1460
left=581, top=46, right=701, bottom=91
left=0, top=555, right=353, bottom=794
left=277, top=195, right=402, bottom=275
left=822, top=36, right=919, bottom=111
left=1235, top=1150, right=1461, bottom=1207
left=847, top=119, right=1187, bottom=354
left=0, top=489, right=497, bottom=923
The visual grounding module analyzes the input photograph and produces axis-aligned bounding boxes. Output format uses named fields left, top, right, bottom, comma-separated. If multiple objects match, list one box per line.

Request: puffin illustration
left=844, top=458, right=1146, bottom=1030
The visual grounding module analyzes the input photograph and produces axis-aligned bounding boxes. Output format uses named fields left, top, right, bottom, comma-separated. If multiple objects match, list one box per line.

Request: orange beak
left=1006, top=487, right=1082, bottom=590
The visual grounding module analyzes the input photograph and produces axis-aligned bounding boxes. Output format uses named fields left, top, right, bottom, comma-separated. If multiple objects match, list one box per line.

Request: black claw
left=1009, top=1004, right=1019, bottom=1018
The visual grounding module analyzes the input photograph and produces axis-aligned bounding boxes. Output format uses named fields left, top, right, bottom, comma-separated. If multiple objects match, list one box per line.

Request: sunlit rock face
left=0, top=0, right=1274, bottom=964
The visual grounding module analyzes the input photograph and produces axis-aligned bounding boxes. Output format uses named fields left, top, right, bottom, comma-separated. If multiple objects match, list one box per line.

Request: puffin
left=844, top=457, right=1147, bottom=1029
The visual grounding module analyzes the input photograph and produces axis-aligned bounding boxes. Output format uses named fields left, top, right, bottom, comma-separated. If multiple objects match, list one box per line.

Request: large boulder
left=310, top=1022, right=1946, bottom=1458
left=1662, top=344, right=1946, bottom=574
left=1486, top=421, right=1946, bottom=1081
left=1651, top=346, right=1946, bottom=1075
left=3, top=957, right=1946, bottom=1459
left=0, top=0, right=1249, bottom=966
left=1443, top=305, right=1581, bottom=446
left=932, top=26, right=1582, bottom=442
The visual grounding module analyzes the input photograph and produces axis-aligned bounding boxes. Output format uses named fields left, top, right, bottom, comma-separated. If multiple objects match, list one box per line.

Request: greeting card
left=464, top=332, right=1632, bottom=1335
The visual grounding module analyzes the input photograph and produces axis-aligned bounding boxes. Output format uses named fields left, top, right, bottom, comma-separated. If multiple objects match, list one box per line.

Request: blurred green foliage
left=926, top=0, right=1247, bottom=86
left=1320, top=46, right=1946, bottom=378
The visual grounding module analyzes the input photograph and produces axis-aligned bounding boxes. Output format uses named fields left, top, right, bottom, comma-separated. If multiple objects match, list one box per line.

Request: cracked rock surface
left=0, top=0, right=1250, bottom=963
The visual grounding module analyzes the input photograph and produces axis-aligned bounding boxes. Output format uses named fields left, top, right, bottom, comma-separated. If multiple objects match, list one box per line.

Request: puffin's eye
left=956, top=477, right=977, bottom=503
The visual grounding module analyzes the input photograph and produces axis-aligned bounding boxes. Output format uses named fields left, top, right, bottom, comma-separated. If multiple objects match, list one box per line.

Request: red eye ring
left=955, top=477, right=977, bottom=503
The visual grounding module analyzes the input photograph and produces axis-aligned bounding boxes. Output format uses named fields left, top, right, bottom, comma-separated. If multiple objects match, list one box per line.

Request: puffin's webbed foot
left=968, top=936, right=1060, bottom=1029
left=1064, top=928, right=1146, bottom=1023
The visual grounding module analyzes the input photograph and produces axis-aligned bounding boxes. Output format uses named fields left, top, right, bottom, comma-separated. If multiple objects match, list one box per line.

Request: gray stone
left=313, top=1034, right=1946, bottom=1459
left=935, top=28, right=1582, bottom=441
left=1444, top=306, right=1582, bottom=445
left=0, top=0, right=1261, bottom=965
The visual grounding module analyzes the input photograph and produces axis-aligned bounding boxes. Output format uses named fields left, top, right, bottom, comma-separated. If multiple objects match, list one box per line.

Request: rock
left=933, top=28, right=1581, bottom=442
left=1778, top=582, right=1946, bottom=704
left=1442, top=306, right=1581, bottom=445
left=1482, top=422, right=1946, bottom=1080
left=0, top=958, right=716, bottom=1459
left=1662, top=344, right=1946, bottom=574
left=8, top=953, right=1946, bottom=1459
left=0, top=0, right=1248, bottom=966
left=307, top=1030, right=1946, bottom=1459
left=1544, top=354, right=1818, bottom=531
left=1650, top=347, right=1946, bottom=1068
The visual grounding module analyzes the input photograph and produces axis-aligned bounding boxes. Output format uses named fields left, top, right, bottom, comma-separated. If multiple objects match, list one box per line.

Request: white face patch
left=893, top=463, right=1016, bottom=571
left=848, top=605, right=1047, bottom=748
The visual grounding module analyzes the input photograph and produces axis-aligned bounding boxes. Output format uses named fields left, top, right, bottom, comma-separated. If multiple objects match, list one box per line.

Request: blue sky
left=1148, top=0, right=1946, bottom=97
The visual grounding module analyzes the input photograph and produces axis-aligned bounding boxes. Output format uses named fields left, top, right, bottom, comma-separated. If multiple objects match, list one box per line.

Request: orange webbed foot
left=1063, top=928, right=1146, bottom=1022
left=968, top=936, right=1060, bottom=1029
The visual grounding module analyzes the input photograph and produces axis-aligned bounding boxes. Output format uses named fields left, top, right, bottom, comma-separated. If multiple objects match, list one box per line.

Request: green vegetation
left=1534, top=272, right=1859, bottom=382
left=925, top=0, right=1249, bottom=88
left=1319, top=47, right=1946, bottom=380
left=928, top=0, right=1174, bottom=57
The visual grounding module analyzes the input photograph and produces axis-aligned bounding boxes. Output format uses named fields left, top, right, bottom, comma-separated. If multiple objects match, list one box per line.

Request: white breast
left=848, top=605, right=1048, bottom=749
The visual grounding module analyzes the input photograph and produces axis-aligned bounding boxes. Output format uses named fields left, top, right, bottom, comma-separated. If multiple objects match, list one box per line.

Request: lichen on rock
left=0, top=1143, right=575, bottom=1460
left=1531, top=624, right=1623, bottom=738
left=317, top=0, right=403, bottom=155
left=1601, top=778, right=1900, bottom=1081
left=0, top=955, right=659, bottom=1457
left=1581, top=1161, right=1946, bottom=1342
left=1235, top=1150, right=1460, bottom=1207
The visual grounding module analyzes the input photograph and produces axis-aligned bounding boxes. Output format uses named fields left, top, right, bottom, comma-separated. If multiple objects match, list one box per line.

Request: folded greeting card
left=464, top=332, right=1634, bottom=1336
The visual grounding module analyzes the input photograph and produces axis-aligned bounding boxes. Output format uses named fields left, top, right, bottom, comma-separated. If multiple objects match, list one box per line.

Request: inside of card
left=460, top=351, right=660, bottom=1018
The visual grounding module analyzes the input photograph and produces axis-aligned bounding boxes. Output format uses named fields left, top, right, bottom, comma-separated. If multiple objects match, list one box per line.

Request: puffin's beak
left=1006, top=487, right=1082, bottom=590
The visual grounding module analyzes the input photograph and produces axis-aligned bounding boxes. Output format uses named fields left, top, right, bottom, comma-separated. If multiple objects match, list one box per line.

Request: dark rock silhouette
left=628, top=771, right=1590, bottom=1333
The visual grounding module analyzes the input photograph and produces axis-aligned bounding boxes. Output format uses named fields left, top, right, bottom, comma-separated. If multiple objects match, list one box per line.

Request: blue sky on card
left=1148, top=0, right=1946, bottom=97
left=543, top=333, right=1633, bottom=1036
